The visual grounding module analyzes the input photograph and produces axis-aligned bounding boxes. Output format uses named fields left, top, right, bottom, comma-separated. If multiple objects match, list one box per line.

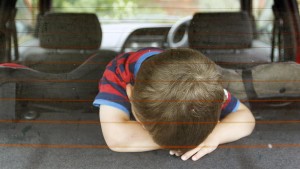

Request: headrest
left=39, top=13, right=102, bottom=50
left=188, top=12, right=253, bottom=50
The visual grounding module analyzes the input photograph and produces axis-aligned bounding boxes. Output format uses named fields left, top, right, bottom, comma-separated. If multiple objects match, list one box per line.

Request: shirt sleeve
left=93, top=59, right=131, bottom=116
left=220, top=89, right=240, bottom=119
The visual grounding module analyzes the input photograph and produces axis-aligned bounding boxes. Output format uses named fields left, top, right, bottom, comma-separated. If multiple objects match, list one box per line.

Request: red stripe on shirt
left=221, top=91, right=231, bottom=110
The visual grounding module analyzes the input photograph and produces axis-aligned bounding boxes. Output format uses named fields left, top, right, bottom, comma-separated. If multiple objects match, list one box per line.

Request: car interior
left=188, top=11, right=271, bottom=69
left=0, top=0, right=300, bottom=168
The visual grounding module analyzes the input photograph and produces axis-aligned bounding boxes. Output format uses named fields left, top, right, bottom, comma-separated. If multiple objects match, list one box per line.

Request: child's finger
left=175, top=151, right=183, bottom=156
left=181, top=144, right=204, bottom=161
left=192, top=146, right=217, bottom=161
left=170, top=150, right=183, bottom=157
left=191, top=148, right=210, bottom=161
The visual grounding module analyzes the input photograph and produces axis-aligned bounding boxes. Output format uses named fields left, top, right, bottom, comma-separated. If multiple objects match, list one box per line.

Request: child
left=93, top=48, right=255, bottom=161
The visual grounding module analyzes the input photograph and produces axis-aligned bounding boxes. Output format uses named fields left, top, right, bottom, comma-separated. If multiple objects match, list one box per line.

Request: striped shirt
left=93, top=48, right=240, bottom=119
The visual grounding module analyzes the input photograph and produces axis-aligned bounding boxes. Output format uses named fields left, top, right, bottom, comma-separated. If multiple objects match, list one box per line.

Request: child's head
left=130, top=48, right=224, bottom=151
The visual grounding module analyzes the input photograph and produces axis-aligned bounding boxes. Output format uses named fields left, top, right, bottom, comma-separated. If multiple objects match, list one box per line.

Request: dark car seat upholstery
left=188, top=12, right=271, bottom=69
left=39, top=13, right=101, bottom=49
left=21, top=13, right=115, bottom=73
left=0, top=51, right=115, bottom=119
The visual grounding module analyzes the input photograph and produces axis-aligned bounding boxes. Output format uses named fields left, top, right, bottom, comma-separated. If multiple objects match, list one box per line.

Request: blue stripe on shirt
left=220, top=96, right=240, bottom=119
left=95, top=92, right=129, bottom=103
left=119, top=64, right=125, bottom=72
left=134, top=51, right=162, bottom=77
left=232, top=99, right=240, bottom=112
left=93, top=99, right=130, bottom=116
left=101, top=77, right=127, bottom=97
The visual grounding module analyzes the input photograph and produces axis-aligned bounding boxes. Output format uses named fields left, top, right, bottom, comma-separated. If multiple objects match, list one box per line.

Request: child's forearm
left=102, top=120, right=160, bottom=152
left=100, top=105, right=160, bottom=152
left=175, top=103, right=255, bottom=161
left=210, top=103, right=255, bottom=144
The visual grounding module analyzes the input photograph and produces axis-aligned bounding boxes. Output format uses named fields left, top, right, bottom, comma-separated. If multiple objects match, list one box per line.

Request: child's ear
left=126, top=84, right=134, bottom=100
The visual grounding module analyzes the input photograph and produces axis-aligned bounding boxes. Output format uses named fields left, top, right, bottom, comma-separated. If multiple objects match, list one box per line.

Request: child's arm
left=100, top=105, right=160, bottom=152
left=179, top=103, right=255, bottom=161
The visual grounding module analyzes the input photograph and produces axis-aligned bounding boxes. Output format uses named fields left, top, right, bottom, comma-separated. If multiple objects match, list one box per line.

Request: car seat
left=0, top=13, right=117, bottom=120
left=20, top=13, right=114, bottom=73
left=188, top=12, right=271, bottom=69
left=0, top=50, right=115, bottom=120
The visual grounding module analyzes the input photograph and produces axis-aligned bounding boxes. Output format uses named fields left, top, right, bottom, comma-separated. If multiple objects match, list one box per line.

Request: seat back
left=188, top=12, right=270, bottom=69
left=22, top=13, right=107, bottom=73
left=189, top=12, right=253, bottom=50
left=39, top=13, right=101, bottom=50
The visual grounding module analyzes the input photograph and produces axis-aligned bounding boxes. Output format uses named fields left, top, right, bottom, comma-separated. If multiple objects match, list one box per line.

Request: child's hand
left=170, top=103, right=255, bottom=161
left=169, top=150, right=183, bottom=157
left=170, top=134, right=219, bottom=161
left=182, top=137, right=219, bottom=161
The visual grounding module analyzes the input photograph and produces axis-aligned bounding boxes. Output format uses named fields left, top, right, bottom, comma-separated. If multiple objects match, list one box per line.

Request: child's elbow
left=104, top=135, right=127, bottom=152
left=107, top=143, right=123, bottom=152
left=245, top=112, right=256, bottom=136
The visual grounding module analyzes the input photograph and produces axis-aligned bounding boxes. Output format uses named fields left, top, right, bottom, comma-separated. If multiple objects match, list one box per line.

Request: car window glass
left=298, top=0, right=300, bottom=13
left=52, top=0, right=240, bottom=24
left=197, top=0, right=240, bottom=12
left=253, top=0, right=274, bottom=44
left=15, top=0, right=37, bottom=44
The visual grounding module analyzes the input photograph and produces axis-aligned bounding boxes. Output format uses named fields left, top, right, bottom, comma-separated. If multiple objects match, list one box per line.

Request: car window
left=253, top=0, right=274, bottom=44
left=15, top=0, right=37, bottom=44
left=52, top=0, right=240, bottom=24
left=197, top=0, right=240, bottom=12
left=298, top=0, right=300, bottom=12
